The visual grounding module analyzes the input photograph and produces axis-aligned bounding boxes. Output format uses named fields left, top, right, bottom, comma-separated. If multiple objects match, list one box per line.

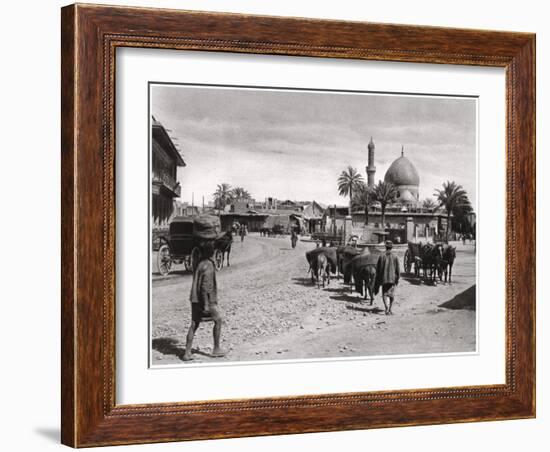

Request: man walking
left=290, top=228, right=298, bottom=249
left=183, top=242, right=225, bottom=361
left=375, top=240, right=400, bottom=315
left=240, top=224, right=246, bottom=243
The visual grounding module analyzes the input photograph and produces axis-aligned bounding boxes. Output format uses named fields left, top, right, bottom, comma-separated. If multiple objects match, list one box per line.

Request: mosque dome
left=399, top=189, right=416, bottom=203
left=384, top=152, right=420, bottom=187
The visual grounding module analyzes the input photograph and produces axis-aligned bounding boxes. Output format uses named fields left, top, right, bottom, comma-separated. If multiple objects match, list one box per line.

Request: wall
left=0, top=1, right=546, bottom=452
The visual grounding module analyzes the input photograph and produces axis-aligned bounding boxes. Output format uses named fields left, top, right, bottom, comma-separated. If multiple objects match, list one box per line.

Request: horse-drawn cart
left=403, top=242, right=420, bottom=274
left=403, top=241, right=443, bottom=282
left=156, top=216, right=232, bottom=276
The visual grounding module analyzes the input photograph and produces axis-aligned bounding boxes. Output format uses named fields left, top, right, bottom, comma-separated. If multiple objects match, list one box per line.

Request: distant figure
left=291, top=229, right=298, bottom=249
left=240, top=224, right=246, bottom=243
left=183, top=242, right=225, bottom=361
left=375, top=240, right=400, bottom=315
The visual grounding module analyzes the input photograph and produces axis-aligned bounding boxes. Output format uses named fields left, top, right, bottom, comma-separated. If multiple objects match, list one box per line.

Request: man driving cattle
left=375, top=240, right=400, bottom=315
left=183, top=241, right=225, bottom=361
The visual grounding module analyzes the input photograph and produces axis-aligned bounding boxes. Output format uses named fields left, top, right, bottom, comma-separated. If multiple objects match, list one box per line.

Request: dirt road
left=151, top=234, right=476, bottom=365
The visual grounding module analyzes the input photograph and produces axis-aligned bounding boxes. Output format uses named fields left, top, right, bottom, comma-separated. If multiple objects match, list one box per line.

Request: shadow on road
left=322, top=286, right=352, bottom=293
left=330, top=294, right=363, bottom=303
left=401, top=276, right=423, bottom=286
left=439, top=285, right=476, bottom=310
left=152, top=337, right=212, bottom=361
left=168, top=269, right=191, bottom=277
left=346, top=304, right=383, bottom=314
left=291, top=277, right=314, bottom=286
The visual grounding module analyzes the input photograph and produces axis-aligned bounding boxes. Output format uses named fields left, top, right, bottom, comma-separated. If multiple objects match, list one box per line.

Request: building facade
left=151, top=116, right=186, bottom=228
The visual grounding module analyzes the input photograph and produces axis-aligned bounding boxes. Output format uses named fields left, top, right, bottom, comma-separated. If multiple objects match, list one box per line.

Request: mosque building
left=383, top=146, right=420, bottom=205
left=352, top=137, right=448, bottom=243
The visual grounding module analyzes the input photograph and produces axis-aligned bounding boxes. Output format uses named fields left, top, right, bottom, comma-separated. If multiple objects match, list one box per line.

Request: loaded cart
left=156, top=215, right=230, bottom=276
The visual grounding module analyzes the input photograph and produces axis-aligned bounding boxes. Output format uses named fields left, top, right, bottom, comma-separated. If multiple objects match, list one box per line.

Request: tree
left=351, top=182, right=372, bottom=225
left=434, top=181, right=469, bottom=240
left=232, top=186, right=251, bottom=200
left=450, top=196, right=473, bottom=234
left=422, top=198, right=437, bottom=212
left=337, top=166, right=365, bottom=217
left=213, top=183, right=233, bottom=212
left=371, top=181, right=399, bottom=229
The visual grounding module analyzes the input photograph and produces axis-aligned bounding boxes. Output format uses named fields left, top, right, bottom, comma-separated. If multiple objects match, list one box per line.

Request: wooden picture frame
left=61, top=3, right=535, bottom=447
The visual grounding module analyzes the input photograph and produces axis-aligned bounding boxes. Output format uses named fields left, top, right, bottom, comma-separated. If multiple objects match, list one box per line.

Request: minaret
left=366, top=137, right=376, bottom=188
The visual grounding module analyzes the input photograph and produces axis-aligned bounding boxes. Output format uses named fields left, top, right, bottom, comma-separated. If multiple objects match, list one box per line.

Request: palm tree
left=352, top=183, right=372, bottom=225
left=451, top=196, right=473, bottom=234
left=434, top=181, right=469, bottom=240
left=232, top=187, right=251, bottom=200
left=371, top=181, right=399, bottom=229
left=337, top=166, right=364, bottom=216
left=422, top=198, right=437, bottom=212
left=213, top=183, right=233, bottom=212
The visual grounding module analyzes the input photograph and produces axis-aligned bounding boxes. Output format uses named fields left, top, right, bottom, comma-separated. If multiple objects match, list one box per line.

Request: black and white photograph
left=149, top=83, right=477, bottom=365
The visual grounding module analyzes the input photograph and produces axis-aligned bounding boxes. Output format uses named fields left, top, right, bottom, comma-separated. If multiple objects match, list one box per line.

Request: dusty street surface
left=151, top=234, right=476, bottom=365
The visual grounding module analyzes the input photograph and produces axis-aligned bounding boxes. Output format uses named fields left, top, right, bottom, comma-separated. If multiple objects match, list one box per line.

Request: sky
left=151, top=84, right=477, bottom=208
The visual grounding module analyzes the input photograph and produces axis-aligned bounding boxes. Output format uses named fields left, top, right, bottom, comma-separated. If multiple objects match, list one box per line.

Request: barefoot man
left=375, top=240, right=400, bottom=315
left=183, top=242, right=225, bottom=361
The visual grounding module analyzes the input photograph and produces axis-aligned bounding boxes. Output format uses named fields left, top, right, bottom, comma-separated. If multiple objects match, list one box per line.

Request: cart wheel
left=190, top=247, right=201, bottom=272
left=214, top=249, right=223, bottom=270
left=157, top=244, right=172, bottom=276
left=404, top=249, right=411, bottom=274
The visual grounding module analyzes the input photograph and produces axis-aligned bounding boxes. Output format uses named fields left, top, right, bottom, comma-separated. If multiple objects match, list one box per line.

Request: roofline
left=350, top=211, right=449, bottom=217
left=152, top=122, right=186, bottom=167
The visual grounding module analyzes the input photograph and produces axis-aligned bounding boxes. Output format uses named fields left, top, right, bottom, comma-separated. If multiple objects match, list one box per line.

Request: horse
left=421, top=243, right=444, bottom=284
left=315, top=253, right=330, bottom=288
left=351, top=253, right=378, bottom=304
left=306, top=247, right=337, bottom=286
left=215, top=231, right=233, bottom=267
left=440, top=244, right=457, bottom=283
left=336, top=245, right=362, bottom=283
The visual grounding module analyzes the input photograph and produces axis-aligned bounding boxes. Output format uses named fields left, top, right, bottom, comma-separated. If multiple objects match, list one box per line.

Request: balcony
left=152, top=172, right=181, bottom=198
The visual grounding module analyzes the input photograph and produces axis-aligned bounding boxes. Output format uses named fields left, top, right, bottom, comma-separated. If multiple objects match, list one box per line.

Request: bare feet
left=211, top=349, right=226, bottom=358
left=182, top=353, right=194, bottom=361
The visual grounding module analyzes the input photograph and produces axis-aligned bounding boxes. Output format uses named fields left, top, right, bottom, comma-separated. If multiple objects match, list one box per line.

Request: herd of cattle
left=305, top=241, right=457, bottom=304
